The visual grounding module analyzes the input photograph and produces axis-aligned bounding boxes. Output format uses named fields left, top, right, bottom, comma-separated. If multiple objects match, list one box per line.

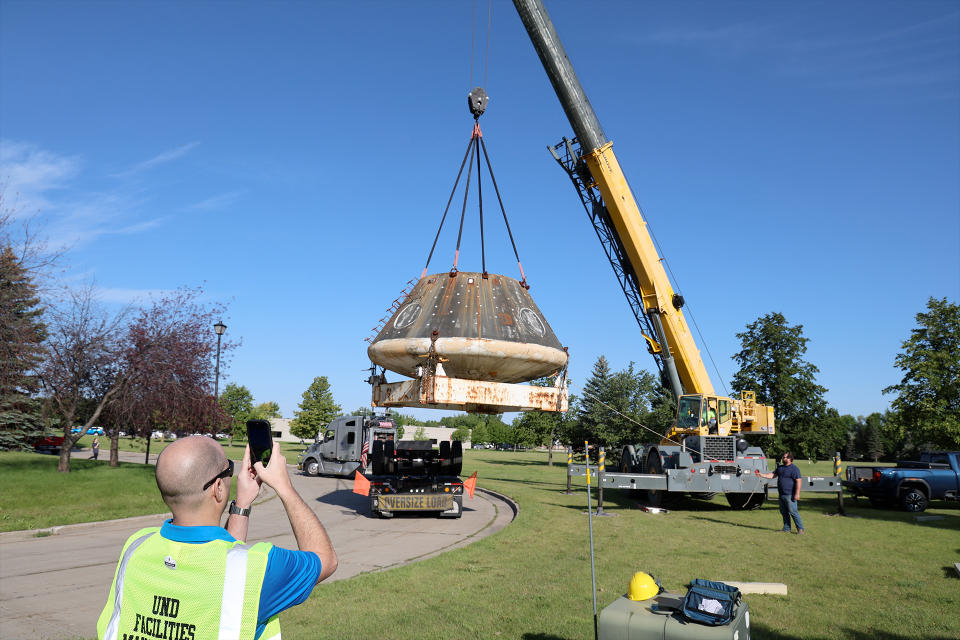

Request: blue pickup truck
left=843, top=451, right=960, bottom=512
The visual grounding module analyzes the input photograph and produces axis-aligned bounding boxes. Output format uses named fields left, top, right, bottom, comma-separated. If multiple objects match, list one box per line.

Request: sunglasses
left=202, top=459, right=234, bottom=491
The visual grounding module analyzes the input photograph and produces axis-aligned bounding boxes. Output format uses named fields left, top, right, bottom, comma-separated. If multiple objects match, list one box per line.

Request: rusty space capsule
left=367, top=272, right=567, bottom=384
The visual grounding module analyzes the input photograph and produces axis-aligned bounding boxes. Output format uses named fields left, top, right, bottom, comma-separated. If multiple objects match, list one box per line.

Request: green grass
left=0, top=452, right=168, bottom=532
left=0, top=441, right=308, bottom=532
left=4, top=449, right=958, bottom=638
left=72, top=434, right=305, bottom=464
left=282, top=450, right=959, bottom=640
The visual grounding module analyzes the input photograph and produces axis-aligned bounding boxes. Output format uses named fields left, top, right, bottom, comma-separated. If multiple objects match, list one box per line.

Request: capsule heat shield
left=367, top=272, right=567, bottom=384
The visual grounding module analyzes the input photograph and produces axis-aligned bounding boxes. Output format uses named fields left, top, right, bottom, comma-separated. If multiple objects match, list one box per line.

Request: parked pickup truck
left=33, top=435, right=65, bottom=454
left=843, top=451, right=960, bottom=512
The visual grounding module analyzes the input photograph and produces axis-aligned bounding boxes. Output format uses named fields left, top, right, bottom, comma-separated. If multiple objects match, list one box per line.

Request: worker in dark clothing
left=758, top=451, right=804, bottom=534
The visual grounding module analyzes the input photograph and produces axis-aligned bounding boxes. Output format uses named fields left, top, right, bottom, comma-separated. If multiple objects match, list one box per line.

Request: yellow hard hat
left=627, top=571, right=662, bottom=601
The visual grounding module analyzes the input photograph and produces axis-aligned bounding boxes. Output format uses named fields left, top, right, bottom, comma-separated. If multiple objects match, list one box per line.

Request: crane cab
left=671, top=394, right=733, bottom=439
left=666, top=392, right=775, bottom=445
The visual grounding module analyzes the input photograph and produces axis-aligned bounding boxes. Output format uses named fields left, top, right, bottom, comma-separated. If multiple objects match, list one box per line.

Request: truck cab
left=298, top=415, right=396, bottom=478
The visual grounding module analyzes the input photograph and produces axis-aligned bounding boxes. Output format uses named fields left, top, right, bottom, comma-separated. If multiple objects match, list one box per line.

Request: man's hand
left=253, top=442, right=293, bottom=495
left=235, top=445, right=261, bottom=509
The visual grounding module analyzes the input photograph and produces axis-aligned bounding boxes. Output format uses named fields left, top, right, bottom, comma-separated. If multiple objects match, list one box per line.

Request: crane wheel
left=725, top=492, right=766, bottom=510
left=620, top=445, right=637, bottom=473
left=645, top=450, right=675, bottom=507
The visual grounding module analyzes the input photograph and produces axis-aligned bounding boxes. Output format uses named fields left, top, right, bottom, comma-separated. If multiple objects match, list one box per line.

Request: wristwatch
left=229, top=500, right=251, bottom=517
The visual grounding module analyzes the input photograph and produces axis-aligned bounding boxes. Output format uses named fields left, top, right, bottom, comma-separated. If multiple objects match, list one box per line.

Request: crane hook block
left=468, top=87, right=489, bottom=118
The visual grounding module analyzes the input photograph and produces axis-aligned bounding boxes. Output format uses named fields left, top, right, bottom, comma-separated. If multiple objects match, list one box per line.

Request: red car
left=33, top=436, right=65, bottom=454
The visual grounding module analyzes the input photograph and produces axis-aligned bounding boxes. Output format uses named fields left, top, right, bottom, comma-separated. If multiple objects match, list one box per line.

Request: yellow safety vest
left=97, top=527, right=281, bottom=640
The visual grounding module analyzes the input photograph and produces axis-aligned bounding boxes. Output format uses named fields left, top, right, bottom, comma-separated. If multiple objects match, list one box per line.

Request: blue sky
left=2, top=1, right=958, bottom=421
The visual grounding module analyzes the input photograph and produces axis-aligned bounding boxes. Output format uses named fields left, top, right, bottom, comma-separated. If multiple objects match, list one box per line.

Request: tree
left=577, top=356, right=664, bottom=451
left=250, top=401, right=281, bottom=420
left=883, top=297, right=960, bottom=450
left=731, top=312, right=829, bottom=458
left=0, top=246, right=47, bottom=449
left=413, top=426, right=428, bottom=440
left=290, top=376, right=340, bottom=441
left=105, top=286, right=230, bottom=466
left=512, top=376, right=570, bottom=463
left=0, top=198, right=61, bottom=450
left=219, top=383, right=253, bottom=441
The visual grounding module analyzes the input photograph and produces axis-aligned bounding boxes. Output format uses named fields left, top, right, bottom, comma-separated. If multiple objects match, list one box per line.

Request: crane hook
left=468, top=87, right=489, bottom=119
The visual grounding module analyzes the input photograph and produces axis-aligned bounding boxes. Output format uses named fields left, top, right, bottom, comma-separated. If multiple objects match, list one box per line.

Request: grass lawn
left=284, top=450, right=959, bottom=640
left=0, top=441, right=306, bottom=532
left=3, top=449, right=957, bottom=638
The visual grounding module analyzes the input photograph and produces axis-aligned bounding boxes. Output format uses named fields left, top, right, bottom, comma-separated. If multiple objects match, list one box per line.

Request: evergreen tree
left=0, top=247, right=47, bottom=449
left=731, top=312, right=830, bottom=458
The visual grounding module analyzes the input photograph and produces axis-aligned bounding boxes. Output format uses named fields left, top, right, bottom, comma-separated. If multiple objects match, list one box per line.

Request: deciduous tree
left=106, top=287, right=230, bottom=466
left=290, top=376, right=340, bottom=441
left=883, top=297, right=960, bottom=450
left=731, top=312, right=830, bottom=458
left=219, top=383, right=253, bottom=443
left=40, top=285, right=128, bottom=472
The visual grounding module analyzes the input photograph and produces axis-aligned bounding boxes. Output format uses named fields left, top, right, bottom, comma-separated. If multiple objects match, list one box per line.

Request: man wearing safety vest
left=97, top=436, right=337, bottom=640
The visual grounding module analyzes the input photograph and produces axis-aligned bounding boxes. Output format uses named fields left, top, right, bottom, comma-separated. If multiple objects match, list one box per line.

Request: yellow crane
left=513, top=0, right=799, bottom=509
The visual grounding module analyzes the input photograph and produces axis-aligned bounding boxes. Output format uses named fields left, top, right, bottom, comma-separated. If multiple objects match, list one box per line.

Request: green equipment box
left=599, top=592, right=750, bottom=640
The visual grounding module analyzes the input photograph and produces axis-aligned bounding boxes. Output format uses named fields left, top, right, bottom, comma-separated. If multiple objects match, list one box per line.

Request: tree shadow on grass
left=751, top=622, right=958, bottom=639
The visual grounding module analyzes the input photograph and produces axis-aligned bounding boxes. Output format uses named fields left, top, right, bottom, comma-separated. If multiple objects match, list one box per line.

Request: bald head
left=156, top=436, right=228, bottom=510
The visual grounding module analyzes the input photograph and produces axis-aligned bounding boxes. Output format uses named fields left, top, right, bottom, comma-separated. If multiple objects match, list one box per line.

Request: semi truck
left=297, top=415, right=397, bottom=477
left=512, top=0, right=842, bottom=508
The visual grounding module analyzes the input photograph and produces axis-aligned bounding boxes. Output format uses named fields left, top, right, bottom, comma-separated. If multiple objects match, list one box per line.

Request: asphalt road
left=0, top=451, right=516, bottom=640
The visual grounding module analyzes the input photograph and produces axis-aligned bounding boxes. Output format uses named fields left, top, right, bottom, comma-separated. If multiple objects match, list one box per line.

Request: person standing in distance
left=757, top=451, right=804, bottom=534
left=97, top=435, right=337, bottom=640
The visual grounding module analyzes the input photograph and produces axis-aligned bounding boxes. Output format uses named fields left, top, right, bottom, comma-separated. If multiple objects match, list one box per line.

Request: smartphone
left=246, top=419, right=273, bottom=465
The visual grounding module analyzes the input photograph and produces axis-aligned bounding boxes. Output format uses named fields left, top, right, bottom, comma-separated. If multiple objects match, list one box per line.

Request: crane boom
left=514, top=0, right=775, bottom=441
left=513, top=0, right=712, bottom=398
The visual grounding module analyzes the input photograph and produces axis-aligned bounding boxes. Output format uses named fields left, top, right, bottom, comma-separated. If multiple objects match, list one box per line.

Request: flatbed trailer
left=567, top=436, right=843, bottom=509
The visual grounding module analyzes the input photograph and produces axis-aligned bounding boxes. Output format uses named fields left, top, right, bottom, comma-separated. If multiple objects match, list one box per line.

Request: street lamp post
left=214, top=321, right=226, bottom=399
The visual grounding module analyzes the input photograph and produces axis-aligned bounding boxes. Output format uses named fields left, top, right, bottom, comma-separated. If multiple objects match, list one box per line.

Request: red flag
left=353, top=470, right=371, bottom=496
left=463, top=471, right=478, bottom=499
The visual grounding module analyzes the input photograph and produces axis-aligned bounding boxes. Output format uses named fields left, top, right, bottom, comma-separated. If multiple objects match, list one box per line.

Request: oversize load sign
left=378, top=494, right=454, bottom=511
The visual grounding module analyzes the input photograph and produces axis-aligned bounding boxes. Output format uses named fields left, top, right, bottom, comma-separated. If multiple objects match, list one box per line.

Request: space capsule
left=367, top=271, right=567, bottom=384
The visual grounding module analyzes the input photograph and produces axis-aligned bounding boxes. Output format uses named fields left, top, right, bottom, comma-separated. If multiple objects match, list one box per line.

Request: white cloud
left=0, top=140, right=81, bottom=214
left=186, top=190, right=244, bottom=211
left=111, top=141, right=200, bottom=178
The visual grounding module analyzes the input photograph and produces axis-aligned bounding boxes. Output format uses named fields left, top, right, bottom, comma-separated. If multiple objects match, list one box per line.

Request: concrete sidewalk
left=0, top=452, right=516, bottom=640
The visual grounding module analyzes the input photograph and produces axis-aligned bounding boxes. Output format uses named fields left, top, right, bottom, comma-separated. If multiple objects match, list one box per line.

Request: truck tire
left=304, top=459, right=320, bottom=477
left=371, top=440, right=384, bottom=476
left=384, top=440, right=396, bottom=475
left=439, top=441, right=451, bottom=475
left=451, top=441, right=463, bottom=476
left=620, top=445, right=637, bottom=473
left=900, top=487, right=928, bottom=512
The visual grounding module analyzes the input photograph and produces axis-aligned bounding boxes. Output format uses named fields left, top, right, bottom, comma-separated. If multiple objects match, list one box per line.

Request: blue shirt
left=160, top=520, right=322, bottom=640
left=773, top=463, right=801, bottom=497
